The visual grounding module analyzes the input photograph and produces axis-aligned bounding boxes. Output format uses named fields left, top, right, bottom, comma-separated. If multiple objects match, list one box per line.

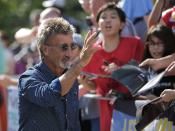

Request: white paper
left=137, top=71, right=166, bottom=95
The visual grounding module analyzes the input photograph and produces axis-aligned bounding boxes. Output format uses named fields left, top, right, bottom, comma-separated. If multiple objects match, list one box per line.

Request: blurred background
left=0, top=0, right=86, bottom=43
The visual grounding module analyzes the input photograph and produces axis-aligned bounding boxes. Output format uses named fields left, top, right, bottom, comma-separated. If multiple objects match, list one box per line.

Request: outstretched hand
left=139, top=58, right=160, bottom=71
left=0, top=75, right=17, bottom=88
left=0, top=75, right=11, bottom=88
left=79, top=31, right=100, bottom=67
left=160, top=89, right=175, bottom=102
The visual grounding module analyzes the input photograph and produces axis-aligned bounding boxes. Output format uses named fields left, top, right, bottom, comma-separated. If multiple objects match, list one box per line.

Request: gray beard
left=59, top=61, right=72, bottom=69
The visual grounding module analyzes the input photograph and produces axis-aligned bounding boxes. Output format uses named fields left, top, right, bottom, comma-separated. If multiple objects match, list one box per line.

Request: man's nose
left=65, top=47, right=72, bottom=57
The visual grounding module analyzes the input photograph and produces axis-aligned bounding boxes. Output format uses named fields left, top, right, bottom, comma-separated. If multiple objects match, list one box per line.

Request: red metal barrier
left=0, top=85, right=7, bottom=131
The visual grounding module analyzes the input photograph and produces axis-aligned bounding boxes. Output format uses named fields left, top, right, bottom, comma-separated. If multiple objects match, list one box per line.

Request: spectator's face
left=98, top=9, right=124, bottom=36
left=43, top=34, right=73, bottom=69
left=90, top=0, right=118, bottom=27
left=148, top=36, right=165, bottom=59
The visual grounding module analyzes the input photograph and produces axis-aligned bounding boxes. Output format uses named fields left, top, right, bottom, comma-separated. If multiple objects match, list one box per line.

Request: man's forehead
left=49, top=33, right=73, bottom=44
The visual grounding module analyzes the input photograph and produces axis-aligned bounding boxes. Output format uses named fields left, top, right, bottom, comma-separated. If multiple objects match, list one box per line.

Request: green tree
left=0, top=0, right=43, bottom=42
left=0, top=0, right=86, bottom=42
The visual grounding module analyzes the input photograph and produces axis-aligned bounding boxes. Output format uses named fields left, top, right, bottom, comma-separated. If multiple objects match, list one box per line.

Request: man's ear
left=42, top=45, right=49, bottom=56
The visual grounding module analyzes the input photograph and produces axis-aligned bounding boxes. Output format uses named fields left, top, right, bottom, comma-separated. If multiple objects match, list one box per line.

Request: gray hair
left=37, top=17, right=75, bottom=59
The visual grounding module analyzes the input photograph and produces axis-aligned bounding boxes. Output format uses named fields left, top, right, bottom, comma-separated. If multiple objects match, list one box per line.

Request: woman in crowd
left=142, top=24, right=175, bottom=126
left=142, top=24, right=175, bottom=97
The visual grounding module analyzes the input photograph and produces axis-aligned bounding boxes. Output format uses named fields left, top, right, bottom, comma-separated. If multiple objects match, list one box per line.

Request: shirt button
left=65, top=114, right=68, bottom=118
left=65, top=99, right=67, bottom=102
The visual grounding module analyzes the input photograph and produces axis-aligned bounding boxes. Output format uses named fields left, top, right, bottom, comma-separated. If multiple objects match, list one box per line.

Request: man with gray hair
left=18, top=17, right=98, bottom=131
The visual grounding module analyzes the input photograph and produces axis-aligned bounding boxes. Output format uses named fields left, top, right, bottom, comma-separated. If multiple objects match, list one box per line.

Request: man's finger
left=84, top=31, right=92, bottom=46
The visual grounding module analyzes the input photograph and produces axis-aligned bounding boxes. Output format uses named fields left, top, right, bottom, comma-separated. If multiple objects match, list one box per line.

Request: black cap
left=110, top=60, right=148, bottom=95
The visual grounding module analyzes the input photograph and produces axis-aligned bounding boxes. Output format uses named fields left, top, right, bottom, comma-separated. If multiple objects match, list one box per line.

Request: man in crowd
left=18, top=17, right=98, bottom=131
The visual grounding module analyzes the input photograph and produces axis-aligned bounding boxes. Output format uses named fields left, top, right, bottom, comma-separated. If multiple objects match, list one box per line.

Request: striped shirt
left=18, top=61, right=80, bottom=131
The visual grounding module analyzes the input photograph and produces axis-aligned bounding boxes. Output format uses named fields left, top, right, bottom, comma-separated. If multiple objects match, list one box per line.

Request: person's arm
left=148, top=0, right=165, bottom=28
left=58, top=31, right=99, bottom=96
left=0, top=75, right=18, bottom=88
left=160, top=89, right=175, bottom=102
left=139, top=53, right=175, bottom=71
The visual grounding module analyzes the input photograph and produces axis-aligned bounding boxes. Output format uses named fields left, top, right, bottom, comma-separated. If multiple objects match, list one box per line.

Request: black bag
left=113, top=98, right=170, bottom=131
left=135, top=97, right=169, bottom=131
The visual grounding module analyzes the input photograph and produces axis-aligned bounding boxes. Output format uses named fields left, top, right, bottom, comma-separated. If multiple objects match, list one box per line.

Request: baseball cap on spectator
left=161, top=6, right=175, bottom=32
left=73, top=33, right=83, bottom=48
left=42, top=0, right=65, bottom=8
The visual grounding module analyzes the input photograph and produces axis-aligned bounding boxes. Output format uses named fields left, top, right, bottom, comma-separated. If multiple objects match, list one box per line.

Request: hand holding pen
left=101, top=59, right=120, bottom=74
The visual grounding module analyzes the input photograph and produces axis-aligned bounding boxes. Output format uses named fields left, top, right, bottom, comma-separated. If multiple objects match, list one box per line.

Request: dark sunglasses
left=46, top=43, right=78, bottom=51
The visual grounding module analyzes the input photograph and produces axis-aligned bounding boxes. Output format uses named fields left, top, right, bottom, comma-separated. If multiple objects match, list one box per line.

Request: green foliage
left=0, top=0, right=86, bottom=42
left=0, top=0, right=43, bottom=42
left=64, top=0, right=85, bottom=19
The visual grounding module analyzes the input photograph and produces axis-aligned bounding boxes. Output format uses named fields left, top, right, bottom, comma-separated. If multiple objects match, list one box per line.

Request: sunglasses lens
left=58, top=43, right=78, bottom=51
left=61, top=44, right=69, bottom=51
left=71, top=44, right=78, bottom=50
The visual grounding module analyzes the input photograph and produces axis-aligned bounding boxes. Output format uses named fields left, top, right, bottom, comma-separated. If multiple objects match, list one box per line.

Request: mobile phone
left=94, top=29, right=101, bottom=38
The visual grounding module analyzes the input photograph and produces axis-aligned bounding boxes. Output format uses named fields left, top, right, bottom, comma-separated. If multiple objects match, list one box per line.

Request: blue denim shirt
left=18, top=61, right=80, bottom=131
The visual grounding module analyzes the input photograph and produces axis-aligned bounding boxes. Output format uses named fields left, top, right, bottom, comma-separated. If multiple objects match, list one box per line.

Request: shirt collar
left=35, top=61, right=57, bottom=80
